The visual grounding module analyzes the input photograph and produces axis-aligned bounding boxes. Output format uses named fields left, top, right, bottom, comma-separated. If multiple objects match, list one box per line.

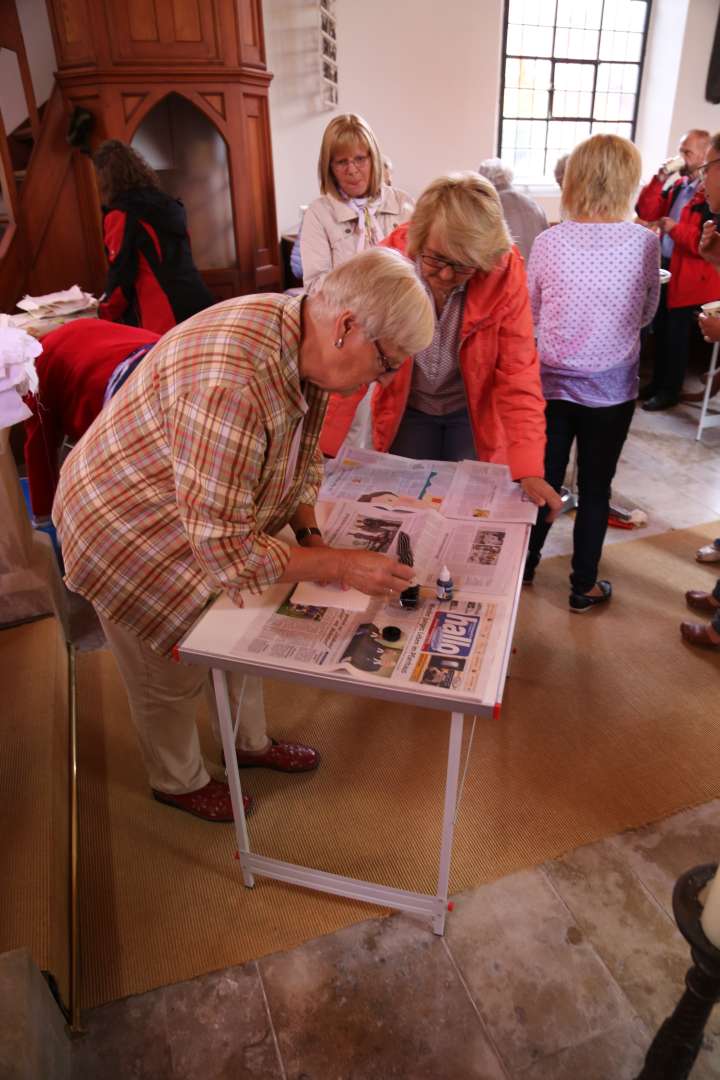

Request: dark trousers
left=648, top=274, right=695, bottom=399
left=389, top=406, right=476, bottom=462
left=527, top=398, right=635, bottom=594
left=712, top=580, right=720, bottom=635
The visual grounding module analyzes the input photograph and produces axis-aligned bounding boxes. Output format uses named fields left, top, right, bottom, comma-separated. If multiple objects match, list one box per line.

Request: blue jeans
left=389, top=406, right=476, bottom=462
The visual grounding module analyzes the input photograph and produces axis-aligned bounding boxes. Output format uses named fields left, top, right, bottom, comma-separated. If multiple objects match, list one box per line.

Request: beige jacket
left=301, top=185, right=414, bottom=293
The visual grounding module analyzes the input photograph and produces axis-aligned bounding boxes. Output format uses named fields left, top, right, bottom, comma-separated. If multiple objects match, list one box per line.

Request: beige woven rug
left=4, top=523, right=720, bottom=1007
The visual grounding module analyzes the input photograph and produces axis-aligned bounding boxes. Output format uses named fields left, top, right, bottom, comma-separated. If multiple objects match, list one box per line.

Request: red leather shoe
left=680, top=622, right=720, bottom=648
left=235, top=738, right=320, bottom=773
left=152, top=778, right=252, bottom=821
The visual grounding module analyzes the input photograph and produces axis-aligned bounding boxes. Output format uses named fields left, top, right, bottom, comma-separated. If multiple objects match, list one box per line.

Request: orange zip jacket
left=319, top=223, right=547, bottom=479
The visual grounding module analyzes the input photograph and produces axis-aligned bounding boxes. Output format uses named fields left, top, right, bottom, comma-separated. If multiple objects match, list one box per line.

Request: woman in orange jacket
left=320, top=172, right=560, bottom=515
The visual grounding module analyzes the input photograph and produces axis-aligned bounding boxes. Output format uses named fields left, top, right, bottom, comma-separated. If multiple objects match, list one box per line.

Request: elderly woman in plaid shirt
left=54, top=248, right=433, bottom=822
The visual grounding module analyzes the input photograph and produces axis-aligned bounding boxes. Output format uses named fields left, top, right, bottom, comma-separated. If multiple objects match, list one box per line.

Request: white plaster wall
left=266, top=0, right=505, bottom=233
left=0, top=0, right=57, bottom=135
left=669, top=0, right=720, bottom=150
left=634, top=0, right=690, bottom=183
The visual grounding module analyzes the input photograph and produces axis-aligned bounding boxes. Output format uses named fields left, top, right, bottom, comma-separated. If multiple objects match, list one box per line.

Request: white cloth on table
left=0, top=317, right=42, bottom=429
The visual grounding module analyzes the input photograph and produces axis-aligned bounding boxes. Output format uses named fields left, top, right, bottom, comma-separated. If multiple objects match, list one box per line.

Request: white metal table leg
left=432, top=710, right=465, bottom=935
left=697, top=342, right=720, bottom=441
left=212, top=668, right=254, bottom=887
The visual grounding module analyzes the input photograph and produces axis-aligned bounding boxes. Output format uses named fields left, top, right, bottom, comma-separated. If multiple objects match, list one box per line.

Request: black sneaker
left=642, top=394, right=678, bottom=412
left=569, top=580, right=612, bottom=613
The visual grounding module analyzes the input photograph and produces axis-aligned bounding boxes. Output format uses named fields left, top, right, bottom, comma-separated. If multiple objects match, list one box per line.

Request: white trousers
left=99, top=614, right=267, bottom=794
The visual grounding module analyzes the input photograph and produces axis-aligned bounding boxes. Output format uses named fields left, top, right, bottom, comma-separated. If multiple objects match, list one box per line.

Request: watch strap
left=294, top=526, right=322, bottom=543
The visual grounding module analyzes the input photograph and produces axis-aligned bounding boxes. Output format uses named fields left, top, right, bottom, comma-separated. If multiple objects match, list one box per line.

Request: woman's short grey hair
left=477, top=158, right=514, bottom=191
left=315, top=247, right=434, bottom=356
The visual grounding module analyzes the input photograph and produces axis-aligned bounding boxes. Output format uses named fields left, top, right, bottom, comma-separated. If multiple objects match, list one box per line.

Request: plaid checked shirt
left=53, top=294, right=327, bottom=655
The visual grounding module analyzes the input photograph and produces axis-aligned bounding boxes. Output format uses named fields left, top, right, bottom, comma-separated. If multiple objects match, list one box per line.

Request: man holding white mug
left=636, top=129, right=716, bottom=411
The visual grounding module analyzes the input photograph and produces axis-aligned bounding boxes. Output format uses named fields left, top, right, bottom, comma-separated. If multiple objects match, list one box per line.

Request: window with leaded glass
left=499, top=0, right=652, bottom=184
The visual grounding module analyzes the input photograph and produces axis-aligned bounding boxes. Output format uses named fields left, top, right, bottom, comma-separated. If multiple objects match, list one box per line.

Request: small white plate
left=701, top=300, right=720, bottom=316
left=659, top=268, right=672, bottom=284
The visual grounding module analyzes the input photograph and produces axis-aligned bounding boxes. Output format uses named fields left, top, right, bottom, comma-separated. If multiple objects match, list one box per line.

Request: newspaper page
left=321, top=447, right=456, bottom=511
left=229, top=500, right=528, bottom=704
left=295, top=501, right=525, bottom=605
left=233, top=589, right=510, bottom=705
left=442, top=460, right=538, bottom=524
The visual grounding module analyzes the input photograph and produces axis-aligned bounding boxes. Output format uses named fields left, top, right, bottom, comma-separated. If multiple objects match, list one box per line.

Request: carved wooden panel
left=243, top=93, right=276, bottom=279
left=238, top=0, right=265, bottom=67
left=46, top=0, right=96, bottom=66
left=104, top=0, right=222, bottom=63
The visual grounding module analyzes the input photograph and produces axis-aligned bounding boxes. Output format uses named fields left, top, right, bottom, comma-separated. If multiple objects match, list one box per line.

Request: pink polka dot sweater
left=527, top=220, right=661, bottom=406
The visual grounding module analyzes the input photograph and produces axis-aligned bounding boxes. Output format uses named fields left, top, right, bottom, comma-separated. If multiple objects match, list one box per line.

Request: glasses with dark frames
left=420, top=251, right=477, bottom=277
left=374, top=341, right=403, bottom=374
left=698, top=159, right=720, bottom=179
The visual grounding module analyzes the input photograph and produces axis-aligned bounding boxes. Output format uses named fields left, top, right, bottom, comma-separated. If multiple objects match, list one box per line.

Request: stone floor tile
left=516, top=1017, right=649, bottom=1080
left=445, top=868, right=632, bottom=1073
left=609, top=801, right=720, bottom=919
left=163, top=964, right=282, bottom=1080
left=542, top=839, right=691, bottom=1031
left=259, top=913, right=508, bottom=1080
left=72, top=986, right=172, bottom=1080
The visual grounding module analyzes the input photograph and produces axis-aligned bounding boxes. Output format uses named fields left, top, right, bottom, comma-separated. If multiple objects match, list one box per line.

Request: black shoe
left=523, top=559, right=537, bottom=585
left=569, top=580, right=612, bottom=613
left=641, top=394, right=678, bottom=412
left=638, top=383, right=657, bottom=401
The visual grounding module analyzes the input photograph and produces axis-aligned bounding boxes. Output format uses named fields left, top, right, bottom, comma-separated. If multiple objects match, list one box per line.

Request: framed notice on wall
left=320, top=0, right=338, bottom=108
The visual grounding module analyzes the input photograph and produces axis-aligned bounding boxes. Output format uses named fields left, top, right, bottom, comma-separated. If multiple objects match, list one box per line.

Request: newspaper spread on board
left=230, top=500, right=526, bottom=703
left=320, top=447, right=537, bottom=524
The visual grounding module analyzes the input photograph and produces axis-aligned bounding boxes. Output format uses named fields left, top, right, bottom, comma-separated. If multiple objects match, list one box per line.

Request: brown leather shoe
left=680, top=621, right=720, bottom=648
left=685, top=590, right=720, bottom=612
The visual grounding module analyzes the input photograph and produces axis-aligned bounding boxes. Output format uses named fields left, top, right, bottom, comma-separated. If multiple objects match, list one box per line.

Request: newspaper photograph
left=321, top=446, right=456, bottom=511
left=441, top=460, right=538, bottom=524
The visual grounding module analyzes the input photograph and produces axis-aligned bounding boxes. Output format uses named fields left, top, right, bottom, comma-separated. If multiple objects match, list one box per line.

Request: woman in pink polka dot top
left=524, top=134, right=661, bottom=613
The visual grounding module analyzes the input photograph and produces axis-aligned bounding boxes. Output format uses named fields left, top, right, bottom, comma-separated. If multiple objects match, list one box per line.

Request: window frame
left=497, top=0, right=653, bottom=184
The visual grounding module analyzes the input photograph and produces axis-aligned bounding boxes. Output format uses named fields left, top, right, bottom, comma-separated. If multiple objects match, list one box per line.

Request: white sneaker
left=696, top=541, right=720, bottom=563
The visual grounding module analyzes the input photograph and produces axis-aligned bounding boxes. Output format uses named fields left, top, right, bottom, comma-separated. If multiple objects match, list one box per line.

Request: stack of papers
left=8, top=286, right=98, bottom=337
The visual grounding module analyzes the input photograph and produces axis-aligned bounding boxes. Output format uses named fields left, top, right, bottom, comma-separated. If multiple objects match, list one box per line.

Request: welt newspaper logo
left=423, top=611, right=479, bottom=658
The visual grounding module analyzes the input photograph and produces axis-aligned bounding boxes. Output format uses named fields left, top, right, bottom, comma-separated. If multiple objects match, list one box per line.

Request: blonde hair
left=407, top=172, right=512, bottom=273
left=316, top=247, right=434, bottom=356
left=318, top=114, right=383, bottom=200
left=709, top=131, right=720, bottom=156
left=562, top=135, right=642, bottom=220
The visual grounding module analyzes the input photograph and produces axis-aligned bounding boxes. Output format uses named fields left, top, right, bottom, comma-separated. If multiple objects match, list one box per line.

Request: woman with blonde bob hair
left=301, top=114, right=414, bottom=294
left=321, top=172, right=561, bottom=522
left=524, top=134, right=660, bottom=612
